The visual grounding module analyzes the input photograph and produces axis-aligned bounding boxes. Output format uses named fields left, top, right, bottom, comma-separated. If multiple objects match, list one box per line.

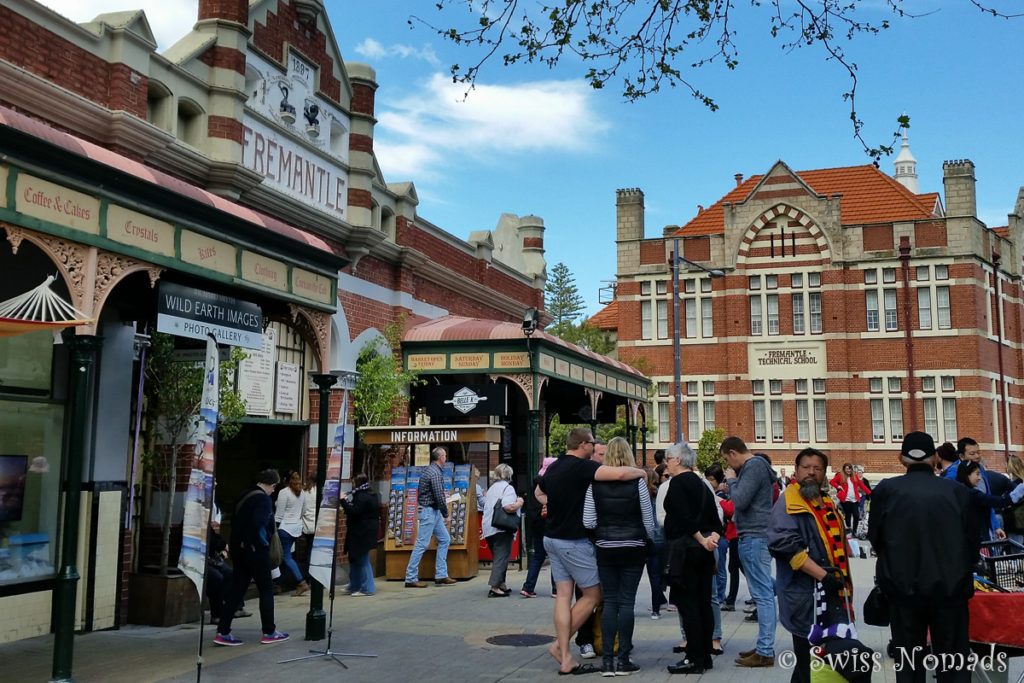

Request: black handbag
left=862, top=583, right=889, bottom=626
left=491, top=484, right=520, bottom=533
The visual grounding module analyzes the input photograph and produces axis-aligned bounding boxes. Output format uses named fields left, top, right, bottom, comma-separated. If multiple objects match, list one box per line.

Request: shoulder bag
left=491, top=483, right=520, bottom=533
left=862, top=582, right=889, bottom=626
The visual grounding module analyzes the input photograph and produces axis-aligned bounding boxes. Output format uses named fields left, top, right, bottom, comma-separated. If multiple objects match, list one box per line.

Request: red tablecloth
left=969, top=592, right=1024, bottom=648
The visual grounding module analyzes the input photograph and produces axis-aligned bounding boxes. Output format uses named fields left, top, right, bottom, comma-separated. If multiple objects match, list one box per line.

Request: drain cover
left=486, top=633, right=556, bottom=647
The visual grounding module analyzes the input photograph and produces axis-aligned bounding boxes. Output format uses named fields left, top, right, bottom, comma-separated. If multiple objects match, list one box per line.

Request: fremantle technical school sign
left=157, top=281, right=263, bottom=350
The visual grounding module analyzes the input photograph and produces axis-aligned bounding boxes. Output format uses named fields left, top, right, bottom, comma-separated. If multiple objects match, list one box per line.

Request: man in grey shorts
left=537, top=427, right=646, bottom=675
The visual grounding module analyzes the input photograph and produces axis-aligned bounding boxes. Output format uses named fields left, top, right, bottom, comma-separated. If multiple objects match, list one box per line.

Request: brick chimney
left=198, top=0, right=247, bottom=24
left=616, top=188, right=645, bottom=275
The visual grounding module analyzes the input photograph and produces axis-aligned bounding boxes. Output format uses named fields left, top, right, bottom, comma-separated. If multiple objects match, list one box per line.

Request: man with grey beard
left=768, top=448, right=853, bottom=683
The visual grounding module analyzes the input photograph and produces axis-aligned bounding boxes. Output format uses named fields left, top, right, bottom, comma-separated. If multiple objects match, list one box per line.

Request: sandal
left=488, top=588, right=508, bottom=598
left=559, top=663, right=600, bottom=675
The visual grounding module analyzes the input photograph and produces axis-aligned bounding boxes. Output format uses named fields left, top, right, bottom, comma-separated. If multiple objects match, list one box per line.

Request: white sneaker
left=580, top=644, right=597, bottom=659
left=651, top=612, right=661, bottom=620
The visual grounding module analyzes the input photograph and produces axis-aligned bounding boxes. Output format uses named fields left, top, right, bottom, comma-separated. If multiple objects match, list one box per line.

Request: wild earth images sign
left=157, top=282, right=263, bottom=350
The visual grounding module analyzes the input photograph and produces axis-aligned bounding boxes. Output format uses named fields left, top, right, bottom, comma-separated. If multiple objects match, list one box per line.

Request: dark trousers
left=218, top=548, right=275, bottom=636
left=597, top=561, right=644, bottom=663
left=673, top=553, right=714, bottom=665
left=206, top=562, right=233, bottom=620
left=890, top=602, right=971, bottom=683
left=574, top=584, right=595, bottom=647
left=645, top=541, right=667, bottom=612
left=791, top=634, right=811, bottom=683
left=522, top=528, right=554, bottom=594
left=840, top=501, right=860, bottom=533
left=486, top=531, right=515, bottom=589
left=726, top=537, right=742, bottom=605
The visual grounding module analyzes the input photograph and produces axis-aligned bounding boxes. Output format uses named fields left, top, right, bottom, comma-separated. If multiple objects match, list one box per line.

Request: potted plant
left=129, top=332, right=246, bottom=626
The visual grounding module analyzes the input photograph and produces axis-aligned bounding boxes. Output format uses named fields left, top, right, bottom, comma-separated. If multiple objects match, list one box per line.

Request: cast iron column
left=52, top=332, right=101, bottom=682
left=305, top=373, right=337, bottom=641
left=525, top=409, right=543, bottom=560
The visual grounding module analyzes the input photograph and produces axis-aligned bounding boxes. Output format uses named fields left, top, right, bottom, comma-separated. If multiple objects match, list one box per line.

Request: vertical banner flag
left=309, top=389, right=347, bottom=588
left=178, top=335, right=220, bottom=595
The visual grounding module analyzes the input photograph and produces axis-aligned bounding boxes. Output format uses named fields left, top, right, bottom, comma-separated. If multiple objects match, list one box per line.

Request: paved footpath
left=2, top=554, right=1021, bottom=682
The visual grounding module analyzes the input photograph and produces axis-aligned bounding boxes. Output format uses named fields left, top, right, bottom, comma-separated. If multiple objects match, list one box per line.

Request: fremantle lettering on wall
left=242, top=50, right=350, bottom=219
left=747, top=341, right=826, bottom=381
left=156, top=281, right=263, bottom=350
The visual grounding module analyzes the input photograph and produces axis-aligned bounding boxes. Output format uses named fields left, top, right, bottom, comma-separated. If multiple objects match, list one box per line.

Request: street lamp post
left=671, top=238, right=725, bottom=444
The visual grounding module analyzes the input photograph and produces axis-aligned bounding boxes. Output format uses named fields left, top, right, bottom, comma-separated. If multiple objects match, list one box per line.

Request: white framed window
left=641, top=300, right=652, bottom=339
left=767, top=294, right=780, bottom=335
left=770, top=379, right=782, bottom=395
left=753, top=380, right=765, bottom=395
left=869, top=377, right=883, bottom=393
left=916, top=266, right=929, bottom=281
left=685, top=299, right=697, bottom=339
left=750, top=275, right=761, bottom=290
left=657, top=300, right=669, bottom=339
left=890, top=400, right=904, bottom=441
left=792, top=294, right=805, bottom=334
left=703, top=381, right=715, bottom=396
left=641, top=281, right=652, bottom=296
left=658, top=382, right=670, bottom=396
left=809, top=272, right=821, bottom=288
left=882, top=267, right=896, bottom=283
left=797, top=401, right=810, bottom=441
left=865, top=269, right=877, bottom=285
left=813, top=378, right=826, bottom=394
left=687, top=402, right=698, bottom=443
left=766, top=274, right=778, bottom=290
left=750, top=296, right=762, bottom=335
left=809, top=292, right=822, bottom=334
left=921, top=374, right=957, bottom=442
left=682, top=277, right=714, bottom=340
left=753, top=401, right=767, bottom=442
left=656, top=280, right=668, bottom=295
left=795, top=379, right=807, bottom=394
left=866, top=291, right=879, bottom=331
left=884, top=289, right=898, bottom=331
left=936, top=287, right=951, bottom=329
left=771, top=400, right=784, bottom=442
left=658, top=402, right=670, bottom=443
left=704, top=401, right=716, bottom=429
left=686, top=381, right=698, bottom=396
left=813, top=400, right=827, bottom=441
left=917, top=288, right=932, bottom=329
left=792, top=273, right=803, bottom=288
left=868, top=375, right=904, bottom=444
left=935, top=265, right=948, bottom=280
left=871, top=399, right=885, bottom=441
left=888, top=377, right=901, bottom=393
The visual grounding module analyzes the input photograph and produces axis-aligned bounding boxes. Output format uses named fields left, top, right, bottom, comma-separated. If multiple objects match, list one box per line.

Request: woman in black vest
left=663, top=443, right=724, bottom=675
left=583, top=437, right=658, bottom=676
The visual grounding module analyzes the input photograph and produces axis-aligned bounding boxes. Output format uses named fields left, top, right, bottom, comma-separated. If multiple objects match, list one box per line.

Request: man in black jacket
left=867, top=432, right=979, bottom=683
left=215, top=468, right=288, bottom=647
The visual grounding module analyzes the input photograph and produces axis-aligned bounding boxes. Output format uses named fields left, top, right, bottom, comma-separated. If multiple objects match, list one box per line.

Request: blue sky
left=38, top=0, right=1023, bottom=317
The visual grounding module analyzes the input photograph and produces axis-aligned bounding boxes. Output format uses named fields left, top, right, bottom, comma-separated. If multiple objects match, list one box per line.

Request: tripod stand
left=279, top=502, right=376, bottom=668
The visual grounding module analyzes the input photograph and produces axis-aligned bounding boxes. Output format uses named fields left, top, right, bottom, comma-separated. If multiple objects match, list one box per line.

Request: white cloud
left=374, top=73, right=610, bottom=180
left=35, top=0, right=197, bottom=50
left=354, top=38, right=440, bottom=66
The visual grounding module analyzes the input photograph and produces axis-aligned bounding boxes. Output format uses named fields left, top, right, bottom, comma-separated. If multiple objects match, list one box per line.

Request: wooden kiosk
left=359, top=424, right=504, bottom=580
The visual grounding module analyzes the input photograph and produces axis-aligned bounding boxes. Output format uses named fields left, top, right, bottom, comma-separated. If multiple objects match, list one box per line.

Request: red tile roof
left=674, top=164, right=940, bottom=237
left=992, top=226, right=1010, bottom=238
left=587, top=301, right=618, bottom=330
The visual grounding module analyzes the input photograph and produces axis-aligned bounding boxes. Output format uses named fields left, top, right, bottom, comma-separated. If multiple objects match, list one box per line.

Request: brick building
left=0, top=0, right=547, bottom=644
left=598, top=141, right=1024, bottom=475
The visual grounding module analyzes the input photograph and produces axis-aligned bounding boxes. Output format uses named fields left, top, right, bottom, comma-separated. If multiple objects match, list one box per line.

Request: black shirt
left=663, top=471, right=724, bottom=541
left=539, top=455, right=601, bottom=540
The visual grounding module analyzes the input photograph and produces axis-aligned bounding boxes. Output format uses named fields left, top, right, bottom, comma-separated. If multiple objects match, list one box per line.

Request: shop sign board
left=416, top=384, right=507, bottom=418
left=106, top=204, right=175, bottom=257
left=237, top=327, right=275, bottom=415
left=16, top=173, right=100, bottom=234
left=157, top=281, right=263, bottom=350
left=274, top=360, right=300, bottom=414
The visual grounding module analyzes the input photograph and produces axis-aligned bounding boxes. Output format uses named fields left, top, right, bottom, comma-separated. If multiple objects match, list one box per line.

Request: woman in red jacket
left=829, top=463, right=871, bottom=534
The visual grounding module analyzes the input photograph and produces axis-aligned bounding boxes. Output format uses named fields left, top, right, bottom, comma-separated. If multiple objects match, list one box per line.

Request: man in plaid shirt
left=405, top=447, right=457, bottom=587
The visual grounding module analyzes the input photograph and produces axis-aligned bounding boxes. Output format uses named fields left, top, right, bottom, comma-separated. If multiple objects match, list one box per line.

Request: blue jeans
left=597, top=561, right=644, bottom=663
left=277, top=529, right=305, bottom=584
left=405, top=507, right=450, bottom=582
left=522, top=529, right=555, bottom=594
left=347, top=552, right=375, bottom=594
left=645, top=541, right=667, bottom=613
left=738, top=535, right=777, bottom=657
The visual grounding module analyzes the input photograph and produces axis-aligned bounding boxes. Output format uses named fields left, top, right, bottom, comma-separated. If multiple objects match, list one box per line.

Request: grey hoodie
left=725, top=455, right=776, bottom=537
